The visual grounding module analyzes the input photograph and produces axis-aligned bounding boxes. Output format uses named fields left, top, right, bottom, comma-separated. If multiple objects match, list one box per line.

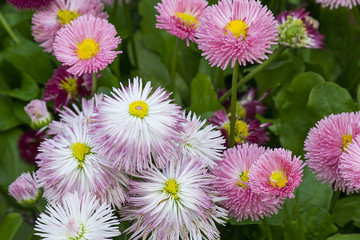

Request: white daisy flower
left=91, top=77, right=184, bottom=172
left=37, top=115, right=112, bottom=202
left=122, top=154, right=227, bottom=240
left=35, top=192, right=120, bottom=239
left=179, top=111, right=225, bottom=168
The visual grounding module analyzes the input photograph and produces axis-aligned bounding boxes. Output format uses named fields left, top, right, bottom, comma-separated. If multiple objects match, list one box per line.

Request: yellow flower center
left=225, top=19, right=248, bottom=39
left=129, top=100, right=149, bottom=119
left=342, top=134, right=352, bottom=152
left=164, top=178, right=179, bottom=199
left=57, top=9, right=80, bottom=25
left=175, top=12, right=198, bottom=29
left=70, top=142, right=90, bottom=168
left=269, top=170, right=287, bottom=188
left=236, top=102, right=246, bottom=119
left=223, top=119, right=249, bottom=144
left=237, top=170, right=249, bottom=189
left=60, top=78, right=77, bottom=94
left=76, top=39, right=100, bottom=60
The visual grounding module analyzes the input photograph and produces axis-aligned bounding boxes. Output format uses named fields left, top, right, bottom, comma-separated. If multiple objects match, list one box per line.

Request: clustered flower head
left=276, top=8, right=325, bottom=49
left=304, top=112, right=360, bottom=193
left=7, top=0, right=51, bottom=10
left=196, top=0, right=279, bottom=69
left=214, top=143, right=304, bottom=221
left=316, top=0, right=360, bottom=9
left=8, top=172, right=41, bottom=206
left=155, top=0, right=208, bottom=46
left=24, top=100, right=52, bottom=130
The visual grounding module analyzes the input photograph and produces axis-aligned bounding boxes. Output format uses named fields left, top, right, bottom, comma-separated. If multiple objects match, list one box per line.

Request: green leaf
left=0, top=213, right=23, bottom=240
left=307, top=82, right=358, bottom=117
left=0, top=95, right=21, bottom=131
left=327, top=234, right=360, bottom=240
left=189, top=73, right=223, bottom=115
left=302, top=207, right=337, bottom=240
left=0, top=73, right=39, bottom=101
left=332, top=196, right=360, bottom=227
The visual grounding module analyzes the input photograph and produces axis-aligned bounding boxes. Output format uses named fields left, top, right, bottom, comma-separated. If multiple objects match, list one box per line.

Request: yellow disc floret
left=57, top=9, right=80, bottom=25
left=223, top=119, right=249, bottom=144
left=71, top=142, right=90, bottom=168
left=164, top=178, right=179, bottom=199
left=342, top=134, right=352, bottom=152
left=129, top=100, right=149, bottom=119
left=269, top=170, right=287, bottom=188
left=237, top=170, right=249, bottom=189
left=60, top=78, right=77, bottom=94
left=76, top=38, right=100, bottom=60
left=175, top=12, right=198, bottom=29
left=225, top=19, right=248, bottom=39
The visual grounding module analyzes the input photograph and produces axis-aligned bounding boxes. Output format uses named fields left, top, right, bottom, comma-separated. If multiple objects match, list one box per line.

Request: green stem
left=330, top=190, right=341, bottom=213
left=229, top=62, right=239, bottom=148
left=111, top=0, right=118, bottom=22
left=291, top=198, right=305, bottom=240
left=170, top=38, right=180, bottom=93
left=352, top=7, right=360, bottom=26
left=0, top=10, right=20, bottom=44
left=91, top=73, right=97, bottom=96
left=262, top=218, right=273, bottom=240
left=219, top=46, right=286, bottom=103
left=122, top=0, right=138, bottom=69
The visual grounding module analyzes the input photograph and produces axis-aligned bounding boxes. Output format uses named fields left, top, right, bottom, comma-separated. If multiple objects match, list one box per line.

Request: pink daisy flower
left=122, top=154, right=227, bottom=240
left=304, top=112, right=360, bottom=193
left=208, top=109, right=271, bottom=147
left=340, top=135, right=360, bottom=190
left=155, top=0, right=208, bottom=46
left=7, top=0, right=50, bottom=10
left=214, top=143, right=283, bottom=221
left=196, top=0, right=278, bottom=70
left=24, top=99, right=52, bottom=130
left=8, top=172, right=41, bottom=205
left=248, top=148, right=304, bottom=199
left=91, top=77, right=184, bottom=173
left=32, top=0, right=107, bottom=53
left=44, top=66, right=92, bottom=112
left=276, top=9, right=324, bottom=49
left=316, top=0, right=360, bottom=9
left=54, top=15, right=122, bottom=75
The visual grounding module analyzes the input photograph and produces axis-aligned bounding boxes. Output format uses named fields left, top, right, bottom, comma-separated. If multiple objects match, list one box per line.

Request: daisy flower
left=122, top=154, right=227, bottom=240
left=340, top=135, right=360, bottom=190
left=7, top=0, right=50, bottom=10
left=91, top=77, right=183, bottom=172
left=32, top=0, right=107, bottom=53
left=8, top=172, right=41, bottom=205
left=316, top=0, right=360, bottom=9
left=214, top=143, right=283, bottom=221
left=208, top=109, right=270, bottom=147
left=48, top=93, right=103, bottom=135
left=304, top=112, right=360, bottom=193
left=44, top=66, right=92, bottom=112
left=36, top=115, right=112, bottom=202
left=24, top=99, right=52, bottom=130
left=35, top=192, right=120, bottom=239
left=54, top=15, right=122, bottom=75
left=248, top=148, right=304, bottom=199
left=276, top=9, right=324, bottom=49
left=155, top=0, right=208, bottom=46
left=178, top=111, right=225, bottom=168
left=196, top=0, right=278, bottom=69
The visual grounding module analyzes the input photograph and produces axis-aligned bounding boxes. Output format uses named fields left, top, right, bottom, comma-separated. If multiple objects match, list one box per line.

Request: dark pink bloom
left=18, top=130, right=46, bottom=165
left=7, top=0, right=51, bottom=10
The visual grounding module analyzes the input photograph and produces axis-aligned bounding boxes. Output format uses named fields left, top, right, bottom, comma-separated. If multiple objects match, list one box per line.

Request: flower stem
left=0, top=10, right=20, bottom=44
left=291, top=198, right=305, bottom=240
left=170, top=37, right=180, bottom=93
left=229, top=62, right=239, bottom=148
left=91, top=73, right=97, bottom=96
left=122, top=0, right=138, bottom=70
left=262, top=217, right=272, bottom=240
left=330, top=190, right=341, bottom=213
left=219, top=46, right=286, bottom=103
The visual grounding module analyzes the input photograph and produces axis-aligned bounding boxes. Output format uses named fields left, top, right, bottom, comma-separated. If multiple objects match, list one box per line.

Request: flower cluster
left=214, top=143, right=304, bottom=221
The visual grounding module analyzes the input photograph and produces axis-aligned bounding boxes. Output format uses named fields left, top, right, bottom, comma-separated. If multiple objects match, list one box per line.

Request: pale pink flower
left=155, top=0, right=208, bottom=46
left=340, top=135, right=360, bottom=190
left=196, top=0, right=278, bottom=69
left=54, top=15, right=122, bottom=75
left=316, top=0, right=360, bottom=9
left=8, top=172, right=41, bottom=205
left=248, top=148, right=304, bottom=199
left=214, top=143, right=283, bottom=221
left=24, top=99, right=52, bottom=130
left=304, top=112, right=360, bottom=193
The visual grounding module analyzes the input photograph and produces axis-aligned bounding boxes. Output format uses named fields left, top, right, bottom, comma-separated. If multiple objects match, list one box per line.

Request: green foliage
left=0, top=213, right=23, bottom=240
left=332, top=196, right=360, bottom=228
